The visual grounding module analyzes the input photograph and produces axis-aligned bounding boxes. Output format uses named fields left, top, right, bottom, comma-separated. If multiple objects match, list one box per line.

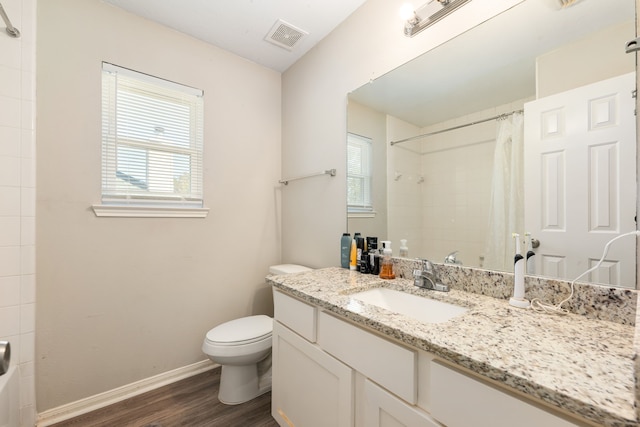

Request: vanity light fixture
left=403, top=0, right=472, bottom=37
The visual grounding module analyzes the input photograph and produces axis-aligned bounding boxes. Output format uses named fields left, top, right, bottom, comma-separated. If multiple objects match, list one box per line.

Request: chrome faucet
left=413, top=259, right=449, bottom=292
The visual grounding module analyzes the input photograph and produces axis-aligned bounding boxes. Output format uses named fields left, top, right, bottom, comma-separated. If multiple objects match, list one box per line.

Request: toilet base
left=218, top=363, right=271, bottom=405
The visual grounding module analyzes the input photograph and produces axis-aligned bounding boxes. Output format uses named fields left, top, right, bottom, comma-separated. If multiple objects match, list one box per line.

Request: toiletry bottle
left=340, top=233, right=351, bottom=268
left=399, top=239, right=409, bottom=257
left=349, top=237, right=357, bottom=271
left=356, top=236, right=365, bottom=265
left=366, top=236, right=377, bottom=253
left=379, top=241, right=395, bottom=279
left=359, top=251, right=370, bottom=274
left=367, top=237, right=378, bottom=274
left=372, top=249, right=381, bottom=275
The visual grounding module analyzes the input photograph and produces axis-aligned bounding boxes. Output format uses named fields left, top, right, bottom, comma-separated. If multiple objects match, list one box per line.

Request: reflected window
left=347, top=133, right=372, bottom=212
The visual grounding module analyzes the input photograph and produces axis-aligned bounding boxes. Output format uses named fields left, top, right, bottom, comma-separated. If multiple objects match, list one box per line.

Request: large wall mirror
left=347, top=0, right=637, bottom=288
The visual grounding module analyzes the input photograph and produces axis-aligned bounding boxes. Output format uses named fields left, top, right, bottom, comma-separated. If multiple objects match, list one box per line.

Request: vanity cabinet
left=273, top=288, right=582, bottom=427
left=273, top=289, right=433, bottom=427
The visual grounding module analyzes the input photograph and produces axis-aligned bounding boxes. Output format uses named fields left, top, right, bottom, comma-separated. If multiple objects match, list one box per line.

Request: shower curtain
left=483, top=112, right=524, bottom=272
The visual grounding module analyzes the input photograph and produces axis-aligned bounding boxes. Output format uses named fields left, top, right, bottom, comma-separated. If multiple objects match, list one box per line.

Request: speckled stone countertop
left=268, top=267, right=638, bottom=427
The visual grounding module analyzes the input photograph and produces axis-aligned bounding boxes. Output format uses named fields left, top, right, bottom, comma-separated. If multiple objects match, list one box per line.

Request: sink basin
left=350, top=287, right=467, bottom=324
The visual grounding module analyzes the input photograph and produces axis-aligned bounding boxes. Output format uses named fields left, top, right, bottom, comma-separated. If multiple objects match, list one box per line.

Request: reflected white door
left=524, top=73, right=636, bottom=287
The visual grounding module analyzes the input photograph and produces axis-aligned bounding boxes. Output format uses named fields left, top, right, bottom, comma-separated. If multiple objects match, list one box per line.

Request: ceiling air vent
left=265, top=19, right=308, bottom=51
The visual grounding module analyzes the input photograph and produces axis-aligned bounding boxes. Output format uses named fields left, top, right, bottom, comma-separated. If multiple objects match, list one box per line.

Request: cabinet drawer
left=273, top=289, right=317, bottom=342
left=317, top=311, right=416, bottom=404
left=430, top=361, right=578, bottom=427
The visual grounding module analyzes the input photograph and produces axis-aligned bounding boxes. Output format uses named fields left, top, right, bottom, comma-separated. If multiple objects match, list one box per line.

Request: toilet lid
left=206, top=315, right=273, bottom=345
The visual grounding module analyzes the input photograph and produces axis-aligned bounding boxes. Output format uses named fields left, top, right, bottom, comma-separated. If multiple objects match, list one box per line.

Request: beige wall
left=36, top=0, right=282, bottom=411
left=280, top=0, right=524, bottom=268
left=537, top=21, right=635, bottom=97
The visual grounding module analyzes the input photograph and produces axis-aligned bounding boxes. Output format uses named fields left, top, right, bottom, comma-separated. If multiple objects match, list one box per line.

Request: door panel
left=524, top=73, right=636, bottom=286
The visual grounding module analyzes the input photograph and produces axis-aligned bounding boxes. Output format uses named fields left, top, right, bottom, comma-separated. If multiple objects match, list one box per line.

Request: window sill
left=92, top=204, right=210, bottom=218
left=348, top=211, right=377, bottom=219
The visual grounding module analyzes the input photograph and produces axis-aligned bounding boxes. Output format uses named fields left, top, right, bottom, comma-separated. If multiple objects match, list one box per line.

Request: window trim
left=95, top=63, right=207, bottom=218
left=92, top=204, right=209, bottom=218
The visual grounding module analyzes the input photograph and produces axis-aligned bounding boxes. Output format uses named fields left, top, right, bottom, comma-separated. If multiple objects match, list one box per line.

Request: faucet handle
left=444, top=250, right=462, bottom=265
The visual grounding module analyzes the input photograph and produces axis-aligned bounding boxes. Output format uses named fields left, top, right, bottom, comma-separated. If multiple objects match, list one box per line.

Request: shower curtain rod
left=389, top=109, right=523, bottom=146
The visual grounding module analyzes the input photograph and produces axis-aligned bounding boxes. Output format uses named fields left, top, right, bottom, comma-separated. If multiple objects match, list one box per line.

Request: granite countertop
left=268, top=267, right=638, bottom=427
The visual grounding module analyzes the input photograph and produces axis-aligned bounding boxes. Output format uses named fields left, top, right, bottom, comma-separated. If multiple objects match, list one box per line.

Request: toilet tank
left=269, top=264, right=312, bottom=275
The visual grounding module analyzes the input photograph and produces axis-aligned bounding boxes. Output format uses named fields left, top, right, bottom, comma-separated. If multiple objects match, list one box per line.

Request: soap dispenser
left=399, top=239, right=409, bottom=257
left=379, top=241, right=395, bottom=279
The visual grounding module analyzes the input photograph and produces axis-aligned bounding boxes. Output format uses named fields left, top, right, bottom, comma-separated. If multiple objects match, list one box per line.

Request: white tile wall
left=0, top=276, right=20, bottom=306
left=417, top=100, right=529, bottom=266
left=0, top=0, right=37, bottom=425
left=386, top=116, right=424, bottom=257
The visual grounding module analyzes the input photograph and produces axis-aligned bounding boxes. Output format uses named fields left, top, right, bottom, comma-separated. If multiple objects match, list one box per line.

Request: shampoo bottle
left=349, top=238, right=357, bottom=271
left=379, top=241, right=395, bottom=279
left=340, top=233, right=351, bottom=268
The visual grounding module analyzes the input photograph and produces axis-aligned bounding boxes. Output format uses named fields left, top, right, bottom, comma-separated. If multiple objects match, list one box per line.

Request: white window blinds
left=101, top=63, right=204, bottom=208
left=347, top=133, right=372, bottom=211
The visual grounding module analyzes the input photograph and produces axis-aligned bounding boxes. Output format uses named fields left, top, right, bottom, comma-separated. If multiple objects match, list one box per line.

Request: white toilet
left=202, top=264, right=311, bottom=405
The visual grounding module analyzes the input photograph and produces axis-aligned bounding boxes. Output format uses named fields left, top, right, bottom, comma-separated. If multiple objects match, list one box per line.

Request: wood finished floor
left=50, top=368, right=279, bottom=427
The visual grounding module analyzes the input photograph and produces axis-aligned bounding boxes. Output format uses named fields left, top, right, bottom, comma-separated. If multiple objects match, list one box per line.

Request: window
left=94, top=63, right=206, bottom=217
left=347, top=133, right=373, bottom=213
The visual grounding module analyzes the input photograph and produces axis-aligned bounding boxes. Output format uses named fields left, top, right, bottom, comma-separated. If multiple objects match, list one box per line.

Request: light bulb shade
left=399, top=3, right=415, bottom=21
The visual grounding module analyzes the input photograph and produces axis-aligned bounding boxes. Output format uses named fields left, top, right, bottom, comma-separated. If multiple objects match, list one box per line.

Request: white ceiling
left=102, top=0, right=368, bottom=72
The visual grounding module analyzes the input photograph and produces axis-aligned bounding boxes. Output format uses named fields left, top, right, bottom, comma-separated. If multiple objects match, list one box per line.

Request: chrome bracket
left=625, top=37, right=640, bottom=54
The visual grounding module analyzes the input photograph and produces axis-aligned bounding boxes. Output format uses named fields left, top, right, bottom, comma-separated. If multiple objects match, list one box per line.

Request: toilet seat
left=205, top=315, right=273, bottom=346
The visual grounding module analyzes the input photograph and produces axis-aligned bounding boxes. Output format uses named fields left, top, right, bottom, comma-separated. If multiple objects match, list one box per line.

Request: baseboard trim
left=37, top=360, right=218, bottom=426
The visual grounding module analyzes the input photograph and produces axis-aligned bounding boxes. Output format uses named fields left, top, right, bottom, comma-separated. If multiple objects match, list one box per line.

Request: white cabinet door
left=524, top=73, right=636, bottom=286
left=272, top=321, right=354, bottom=427
left=363, top=379, right=441, bottom=427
